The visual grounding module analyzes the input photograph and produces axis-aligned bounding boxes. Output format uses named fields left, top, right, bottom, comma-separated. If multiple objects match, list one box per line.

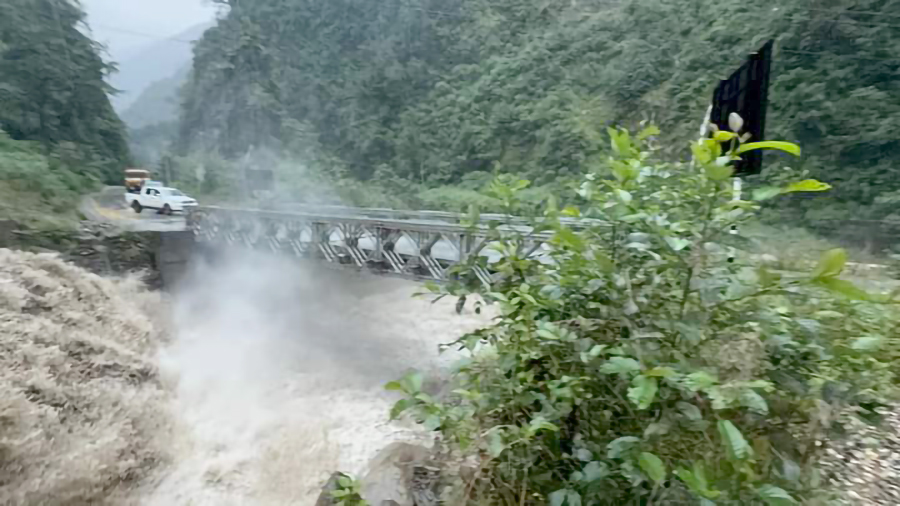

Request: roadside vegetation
left=0, top=0, right=130, bottom=230
left=389, top=125, right=900, bottom=504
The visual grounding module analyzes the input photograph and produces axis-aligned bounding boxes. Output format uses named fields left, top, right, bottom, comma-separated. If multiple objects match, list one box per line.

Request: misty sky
left=81, top=0, right=218, bottom=62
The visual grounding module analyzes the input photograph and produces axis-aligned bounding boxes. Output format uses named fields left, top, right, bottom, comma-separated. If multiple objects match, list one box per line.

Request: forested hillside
left=169, top=0, right=900, bottom=220
left=0, top=0, right=131, bottom=224
left=121, top=66, right=190, bottom=131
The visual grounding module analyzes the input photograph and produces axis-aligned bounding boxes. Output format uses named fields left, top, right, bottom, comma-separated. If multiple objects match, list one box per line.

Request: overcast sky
left=80, top=0, right=218, bottom=62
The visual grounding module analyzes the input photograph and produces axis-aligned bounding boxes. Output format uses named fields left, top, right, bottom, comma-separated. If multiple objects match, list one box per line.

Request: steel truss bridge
left=187, top=204, right=581, bottom=284
left=187, top=204, right=891, bottom=284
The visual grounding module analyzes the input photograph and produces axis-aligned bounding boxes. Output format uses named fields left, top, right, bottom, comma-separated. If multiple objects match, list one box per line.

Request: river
left=134, top=251, right=488, bottom=504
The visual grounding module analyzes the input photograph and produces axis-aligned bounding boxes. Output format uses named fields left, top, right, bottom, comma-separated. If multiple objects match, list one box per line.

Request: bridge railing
left=187, top=205, right=607, bottom=283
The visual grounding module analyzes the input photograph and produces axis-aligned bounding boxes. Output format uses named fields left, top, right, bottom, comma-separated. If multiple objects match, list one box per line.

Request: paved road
left=83, top=187, right=188, bottom=232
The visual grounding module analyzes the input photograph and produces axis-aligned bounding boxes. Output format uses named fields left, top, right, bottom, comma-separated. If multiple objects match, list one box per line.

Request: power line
left=90, top=23, right=197, bottom=45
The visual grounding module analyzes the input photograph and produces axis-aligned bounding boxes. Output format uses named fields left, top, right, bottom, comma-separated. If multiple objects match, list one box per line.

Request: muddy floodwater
left=136, top=252, right=489, bottom=505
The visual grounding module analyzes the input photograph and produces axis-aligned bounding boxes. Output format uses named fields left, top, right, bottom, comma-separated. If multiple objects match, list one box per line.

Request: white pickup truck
left=125, top=185, right=198, bottom=215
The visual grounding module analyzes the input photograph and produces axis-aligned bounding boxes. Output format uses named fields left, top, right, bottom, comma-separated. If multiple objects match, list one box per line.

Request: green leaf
left=553, top=227, right=585, bottom=251
left=705, top=163, right=734, bottom=181
left=607, top=436, right=640, bottom=459
left=691, top=142, right=714, bottom=164
left=735, top=141, right=801, bottom=156
left=562, top=206, right=581, bottom=217
left=675, top=468, right=702, bottom=494
left=815, top=277, right=875, bottom=301
left=757, top=484, right=798, bottom=505
left=599, top=357, right=641, bottom=375
left=811, top=248, right=847, bottom=278
left=609, top=128, right=633, bottom=156
left=754, top=179, right=830, bottom=201
left=639, top=452, right=667, bottom=484
left=677, top=462, right=721, bottom=499
left=548, top=489, right=581, bottom=506
left=713, top=130, right=738, bottom=142
left=676, top=401, right=703, bottom=421
left=685, top=371, right=717, bottom=392
left=549, top=489, right=567, bottom=506
left=851, top=335, right=884, bottom=352
left=643, top=422, right=671, bottom=438
left=645, top=367, right=676, bottom=378
left=384, top=381, right=404, bottom=392
left=628, top=376, right=658, bottom=410
left=739, top=390, right=769, bottom=414
left=718, top=420, right=751, bottom=461
left=582, top=461, right=610, bottom=482
left=665, top=236, right=692, bottom=251
left=423, top=414, right=441, bottom=430
left=537, top=328, right=561, bottom=340
left=638, top=124, right=661, bottom=140
left=487, top=431, right=506, bottom=458
left=783, top=179, right=831, bottom=193
left=389, top=399, right=412, bottom=420
left=615, top=189, right=633, bottom=204
left=401, top=371, right=423, bottom=394
left=528, top=416, right=560, bottom=433
left=752, top=186, right=784, bottom=201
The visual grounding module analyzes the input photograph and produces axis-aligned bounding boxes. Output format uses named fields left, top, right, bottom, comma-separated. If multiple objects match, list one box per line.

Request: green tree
left=0, top=0, right=130, bottom=183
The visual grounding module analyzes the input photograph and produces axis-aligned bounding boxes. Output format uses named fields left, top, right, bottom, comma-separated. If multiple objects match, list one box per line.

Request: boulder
left=360, top=442, right=434, bottom=506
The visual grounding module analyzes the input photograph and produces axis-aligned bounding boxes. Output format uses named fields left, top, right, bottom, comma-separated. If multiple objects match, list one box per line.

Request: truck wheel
left=162, top=204, right=172, bottom=216
left=132, top=201, right=143, bottom=214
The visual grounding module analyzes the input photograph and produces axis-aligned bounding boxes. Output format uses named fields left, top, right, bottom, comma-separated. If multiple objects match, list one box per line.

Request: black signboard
left=710, top=39, right=774, bottom=177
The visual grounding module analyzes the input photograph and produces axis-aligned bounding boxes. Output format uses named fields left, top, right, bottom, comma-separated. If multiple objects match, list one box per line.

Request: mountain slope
left=110, top=22, right=211, bottom=112
left=172, top=0, right=900, bottom=220
left=121, top=65, right=190, bottom=129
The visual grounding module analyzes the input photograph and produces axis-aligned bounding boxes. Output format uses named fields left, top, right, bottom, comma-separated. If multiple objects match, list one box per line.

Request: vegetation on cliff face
left=163, top=0, right=900, bottom=221
left=0, top=0, right=132, bottom=224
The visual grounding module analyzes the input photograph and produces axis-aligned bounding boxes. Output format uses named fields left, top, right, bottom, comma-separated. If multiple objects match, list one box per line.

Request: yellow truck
left=124, top=168, right=151, bottom=194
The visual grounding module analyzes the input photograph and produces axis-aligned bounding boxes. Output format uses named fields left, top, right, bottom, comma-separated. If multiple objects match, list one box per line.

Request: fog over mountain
left=80, top=0, right=217, bottom=111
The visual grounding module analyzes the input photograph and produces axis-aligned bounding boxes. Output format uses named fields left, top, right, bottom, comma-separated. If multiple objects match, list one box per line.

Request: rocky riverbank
left=1, top=220, right=162, bottom=288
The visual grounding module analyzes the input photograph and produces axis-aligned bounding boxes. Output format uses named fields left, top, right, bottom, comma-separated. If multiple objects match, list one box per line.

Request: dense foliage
left=0, top=132, right=98, bottom=226
left=0, top=0, right=129, bottom=197
left=389, top=126, right=900, bottom=504
left=167, top=0, right=900, bottom=221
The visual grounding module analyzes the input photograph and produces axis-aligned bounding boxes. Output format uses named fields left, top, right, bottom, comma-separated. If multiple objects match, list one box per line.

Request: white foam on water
left=138, top=251, right=488, bottom=505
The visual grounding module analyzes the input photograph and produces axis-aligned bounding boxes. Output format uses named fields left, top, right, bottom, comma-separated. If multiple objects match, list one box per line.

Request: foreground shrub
left=390, top=124, right=900, bottom=504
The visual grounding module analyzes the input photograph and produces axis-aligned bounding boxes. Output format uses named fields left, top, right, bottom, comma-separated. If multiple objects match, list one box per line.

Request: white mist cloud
left=141, top=249, right=489, bottom=504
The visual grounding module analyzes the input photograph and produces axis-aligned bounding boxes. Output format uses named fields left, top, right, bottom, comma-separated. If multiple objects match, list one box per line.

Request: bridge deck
left=188, top=205, right=606, bottom=283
